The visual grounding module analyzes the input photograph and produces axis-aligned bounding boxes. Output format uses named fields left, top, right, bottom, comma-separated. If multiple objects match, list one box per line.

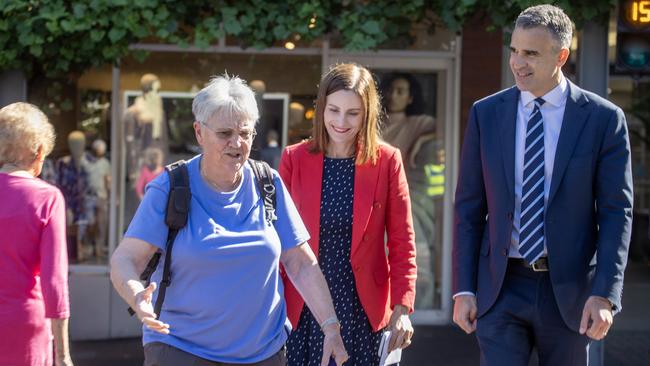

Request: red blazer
left=279, top=141, right=417, bottom=331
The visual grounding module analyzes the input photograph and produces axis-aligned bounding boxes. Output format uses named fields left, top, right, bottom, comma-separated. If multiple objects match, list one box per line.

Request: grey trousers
left=144, top=342, right=287, bottom=366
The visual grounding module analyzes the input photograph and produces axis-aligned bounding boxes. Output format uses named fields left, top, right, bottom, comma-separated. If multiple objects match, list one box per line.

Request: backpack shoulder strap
left=128, top=159, right=191, bottom=318
left=153, top=160, right=190, bottom=318
left=249, top=159, right=277, bottom=226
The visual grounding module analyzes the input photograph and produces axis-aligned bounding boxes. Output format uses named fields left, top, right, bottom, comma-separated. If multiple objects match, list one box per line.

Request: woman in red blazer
left=280, top=63, right=417, bottom=365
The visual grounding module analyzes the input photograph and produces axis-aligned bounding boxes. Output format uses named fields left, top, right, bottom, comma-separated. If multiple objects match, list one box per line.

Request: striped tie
left=519, top=97, right=546, bottom=265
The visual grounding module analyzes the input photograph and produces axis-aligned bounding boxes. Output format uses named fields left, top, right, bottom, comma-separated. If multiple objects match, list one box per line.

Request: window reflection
left=47, top=132, right=111, bottom=263
left=378, top=71, right=443, bottom=309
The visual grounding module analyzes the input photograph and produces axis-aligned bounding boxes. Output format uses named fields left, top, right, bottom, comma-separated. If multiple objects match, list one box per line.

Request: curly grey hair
left=192, top=74, right=259, bottom=126
left=0, top=102, right=55, bottom=169
left=515, top=4, right=573, bottom=50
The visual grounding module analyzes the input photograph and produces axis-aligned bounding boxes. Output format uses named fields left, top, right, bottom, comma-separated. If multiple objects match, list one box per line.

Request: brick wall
left=460, top=17, right=504, bottom=139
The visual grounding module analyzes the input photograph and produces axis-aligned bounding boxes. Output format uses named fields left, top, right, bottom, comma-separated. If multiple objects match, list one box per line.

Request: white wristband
left=320, top=316, right=340, bottom=331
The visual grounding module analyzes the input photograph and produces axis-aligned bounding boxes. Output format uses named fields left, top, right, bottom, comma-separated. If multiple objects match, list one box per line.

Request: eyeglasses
left=200, top=122, right=257, bottom=142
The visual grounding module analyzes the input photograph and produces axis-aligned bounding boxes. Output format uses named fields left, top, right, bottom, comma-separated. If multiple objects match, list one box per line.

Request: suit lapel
left=499, top=87, right=519, bottom=198
left=351, top=156, right=381, bottom=258
left=548, top=81, right=590, bottom=207
left=301, top=149, right=324, bottom=256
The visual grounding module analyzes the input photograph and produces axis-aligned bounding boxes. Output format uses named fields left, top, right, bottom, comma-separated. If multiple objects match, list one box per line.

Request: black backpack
left=128, top=158, right=277, bottom=318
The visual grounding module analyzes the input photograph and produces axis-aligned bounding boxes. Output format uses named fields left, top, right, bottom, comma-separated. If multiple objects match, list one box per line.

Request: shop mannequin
left=56, top=131, right=93, bottom=262
left=289, top=102, right=305, bottom=126
left=249, top=79, right=266, bottom=94
left=86, top=139, right=111, bottom=258
left=123, top=73, right=167, bottom=180
left=259, top=129, right=282, bottom=169
left=249, top=80, right=266, bottom=160
left=380, top=73, right=438, bottom=309
left=288, top=101, right=308, bottom=144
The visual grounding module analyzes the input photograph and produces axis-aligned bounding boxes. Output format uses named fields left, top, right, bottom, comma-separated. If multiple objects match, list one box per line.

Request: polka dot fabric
left=287, top=157, right=386, bottom=366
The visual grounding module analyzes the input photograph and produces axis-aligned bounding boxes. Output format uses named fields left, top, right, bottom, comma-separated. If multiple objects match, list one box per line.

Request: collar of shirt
left=520, top=74, right=568, bottom=110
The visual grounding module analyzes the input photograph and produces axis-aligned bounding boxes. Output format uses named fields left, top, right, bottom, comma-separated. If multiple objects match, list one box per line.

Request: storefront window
left=117, top=52, right=321, bottom=233
left=25, top=76, right=113, bottom=265
left=376, top=69, right=445, bottom=310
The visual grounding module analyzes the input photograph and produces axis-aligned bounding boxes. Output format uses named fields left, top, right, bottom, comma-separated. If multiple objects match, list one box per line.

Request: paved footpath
left=70, top=325, right=650, bottom=365
left=71, top=263, right=650, bottom=365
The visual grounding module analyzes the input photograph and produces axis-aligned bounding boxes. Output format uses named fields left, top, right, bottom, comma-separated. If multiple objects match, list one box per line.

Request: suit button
left=375, top=203, right=382, bottom=208
left=507, top=212, right=513, bottom=220
left=502, top=248, right=508, bottom=256
left=363, top=235, right=369, bottom=241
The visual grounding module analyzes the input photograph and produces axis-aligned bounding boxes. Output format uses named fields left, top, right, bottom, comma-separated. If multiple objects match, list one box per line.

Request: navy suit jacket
left=452, top=81, right=633, bottom=331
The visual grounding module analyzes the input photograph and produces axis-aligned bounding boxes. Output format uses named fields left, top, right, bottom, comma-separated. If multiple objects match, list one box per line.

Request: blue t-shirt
left=125, top=155, right=310, bottom=363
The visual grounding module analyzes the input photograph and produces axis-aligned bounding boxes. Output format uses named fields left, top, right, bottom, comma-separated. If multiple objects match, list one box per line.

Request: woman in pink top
left=135, top=147, right=164, bottom=200
left=0, top=103, right=73, bottom=366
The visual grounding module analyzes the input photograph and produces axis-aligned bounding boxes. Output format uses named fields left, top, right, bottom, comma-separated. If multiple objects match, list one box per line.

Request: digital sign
left=624, top=1, right=650, bottom=26
left=616, top=1, right=650, bottom=73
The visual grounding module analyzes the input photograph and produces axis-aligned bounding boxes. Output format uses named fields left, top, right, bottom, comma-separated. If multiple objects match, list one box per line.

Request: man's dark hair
left=515, top=4, right=573, bottom=49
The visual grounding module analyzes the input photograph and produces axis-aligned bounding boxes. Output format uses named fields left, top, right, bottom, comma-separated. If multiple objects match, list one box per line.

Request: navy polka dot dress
left=287, top=157, right=384, bottom=366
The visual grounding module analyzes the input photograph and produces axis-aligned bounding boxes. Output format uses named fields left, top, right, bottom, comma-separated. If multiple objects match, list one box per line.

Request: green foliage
left=0, top=0, right=615, bottom=80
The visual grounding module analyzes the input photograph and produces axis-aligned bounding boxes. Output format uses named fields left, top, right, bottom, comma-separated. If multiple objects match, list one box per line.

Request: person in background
left=135, top=147, right=164, bottom=201
left=260, top=129, right=282, bottom=170
left=0, top=102, right=73, bottom=366
left=280, top=63, right=417, bottom=365
left=110, top=74, right=348, bottom=366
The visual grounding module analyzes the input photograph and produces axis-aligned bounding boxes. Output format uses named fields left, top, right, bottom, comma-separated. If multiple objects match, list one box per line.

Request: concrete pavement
left=70, top=263, right=650, bottom=365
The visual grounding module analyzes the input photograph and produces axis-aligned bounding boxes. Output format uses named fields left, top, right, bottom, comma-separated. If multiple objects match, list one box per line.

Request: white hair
left=192, top=74, right=259, bottom=126
left=0, top=102, right=55, bottom=168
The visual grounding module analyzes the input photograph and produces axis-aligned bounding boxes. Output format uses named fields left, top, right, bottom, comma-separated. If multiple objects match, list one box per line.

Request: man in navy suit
left=452, top=4, right=633, bottom=365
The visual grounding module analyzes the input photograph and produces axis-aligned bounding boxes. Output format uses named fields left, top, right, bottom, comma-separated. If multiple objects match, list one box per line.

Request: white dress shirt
left=453, top=75, right=568, bottom=299
left=509, top=75, right=568, bottom=258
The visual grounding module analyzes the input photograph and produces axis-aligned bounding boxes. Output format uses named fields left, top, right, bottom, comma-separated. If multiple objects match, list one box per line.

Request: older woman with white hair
left=110, top=74, right=348, bottom=366
left=0, top=103, right=73, bottom=366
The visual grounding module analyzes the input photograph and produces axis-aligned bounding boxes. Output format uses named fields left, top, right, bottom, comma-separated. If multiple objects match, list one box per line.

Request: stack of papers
left=378, top=330, right=402, bottom=366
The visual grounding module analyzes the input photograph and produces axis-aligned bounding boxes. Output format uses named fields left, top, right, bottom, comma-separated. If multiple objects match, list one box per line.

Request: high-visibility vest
left=424, top=163, right=445, bottom=197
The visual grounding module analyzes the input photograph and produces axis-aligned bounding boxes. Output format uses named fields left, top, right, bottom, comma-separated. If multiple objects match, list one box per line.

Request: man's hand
left=387, top=304, right=414, bottom=352
left=320, top=323, right=348, bottom=366
left=453, top=295, right=477, bottom=334
left=135, top=282, right=170, bottom=335
left=579, top=296, right=613, bottom=340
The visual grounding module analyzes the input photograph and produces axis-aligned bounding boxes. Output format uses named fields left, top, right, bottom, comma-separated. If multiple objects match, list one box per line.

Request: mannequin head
left=249, top=80, right=267, bottom=94
left=289, top=102, right=305, bottom=126
left=380, top=73, right=425, bottom=116
left=67, top=131, right=86, bottom=161
left=266, top=129, right=279, bottom=146
left=91, top=139, right=107, bottom=158
left=140, top=73, right=161, bottom=94
left=143, top=147, right=163, bottom=170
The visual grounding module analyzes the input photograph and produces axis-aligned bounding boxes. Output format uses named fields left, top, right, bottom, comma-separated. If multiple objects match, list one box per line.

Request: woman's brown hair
left=310, top=63, right=381, bottom=165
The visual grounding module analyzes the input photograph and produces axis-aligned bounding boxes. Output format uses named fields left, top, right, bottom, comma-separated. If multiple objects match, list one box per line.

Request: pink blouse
left=0, top=173, right=70, bottom=366
left=135, top=165, right=163, bottom=199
